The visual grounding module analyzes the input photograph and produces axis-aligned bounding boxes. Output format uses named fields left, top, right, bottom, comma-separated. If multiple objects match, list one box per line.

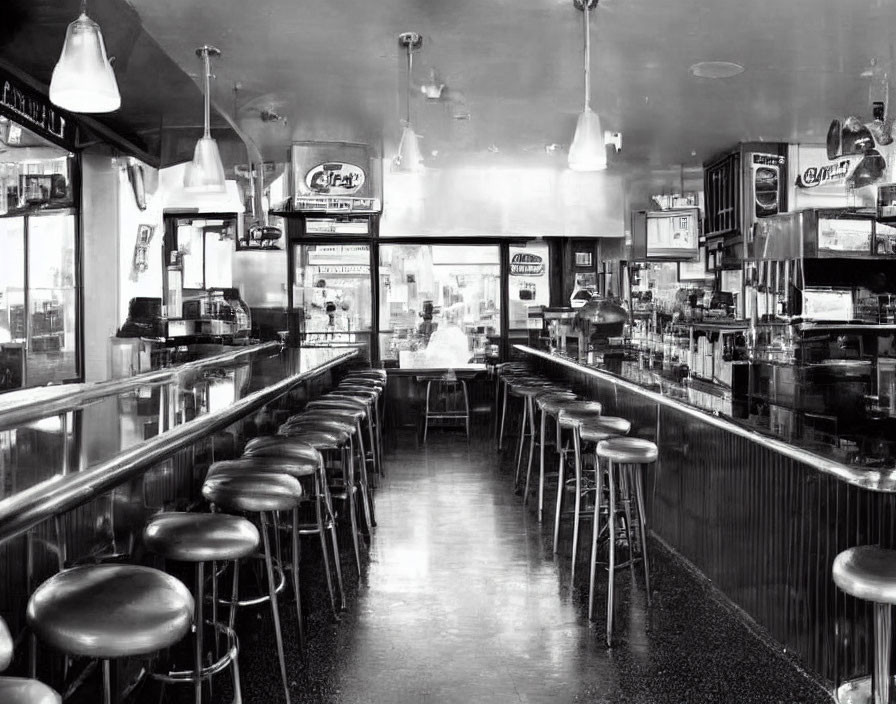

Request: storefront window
left=27, top=212, right=78, bottom=385
left=292, top=243, right=373, bottom=352
left=378, top=244, right=500, bottom=367
left=0, top=112, right=79, bottom=392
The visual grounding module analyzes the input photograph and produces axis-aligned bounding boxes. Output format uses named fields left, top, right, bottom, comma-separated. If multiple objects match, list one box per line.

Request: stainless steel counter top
left=516, top=344, right=896, bottom=492
left=0, top=346, right=357, bottom=544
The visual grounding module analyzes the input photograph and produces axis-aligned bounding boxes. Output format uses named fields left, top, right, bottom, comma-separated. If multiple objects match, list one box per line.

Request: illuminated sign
left=795, top=159, right=853, bottom=189
left=305, top=162, right=366, bottom=195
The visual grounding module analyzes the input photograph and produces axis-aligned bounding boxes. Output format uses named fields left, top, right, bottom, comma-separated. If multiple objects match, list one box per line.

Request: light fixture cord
left=582, top=3, right=592, bottom=112
left=405, top=42, right=413, bottom=126
left=80, top=0, right=87, bottom=15
left=202, top=49, right=212, bottom=139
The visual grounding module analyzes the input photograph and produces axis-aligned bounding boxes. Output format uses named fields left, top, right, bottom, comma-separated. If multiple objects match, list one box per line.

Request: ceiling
left=3, top=0, right=896, bottom=181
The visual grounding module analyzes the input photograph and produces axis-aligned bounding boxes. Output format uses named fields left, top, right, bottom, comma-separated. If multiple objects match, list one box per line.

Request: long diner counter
left=516, top=344, right=893, bottom=686
left=0, top=344, right=358, bottom=641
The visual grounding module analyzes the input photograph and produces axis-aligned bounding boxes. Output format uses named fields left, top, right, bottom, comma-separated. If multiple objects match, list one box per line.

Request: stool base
left=835, top=674, right=896, bottom=704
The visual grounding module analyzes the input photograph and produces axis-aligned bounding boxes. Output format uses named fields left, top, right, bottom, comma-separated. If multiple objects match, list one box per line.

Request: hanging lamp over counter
left=49, top=0, right=121, bottom=113
left=394, top=31, right=424, bottom=173
left=568, top=0, right=607, bottom=172
left=184, top=45, right=227, bottom=193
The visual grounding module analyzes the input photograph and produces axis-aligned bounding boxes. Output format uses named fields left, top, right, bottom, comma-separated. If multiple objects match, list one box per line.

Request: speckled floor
left=133, top=429, right=831, bottom=704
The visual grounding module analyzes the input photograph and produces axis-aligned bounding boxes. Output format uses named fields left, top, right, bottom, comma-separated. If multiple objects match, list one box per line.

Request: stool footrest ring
left=152, top=620, right=239, bottom=684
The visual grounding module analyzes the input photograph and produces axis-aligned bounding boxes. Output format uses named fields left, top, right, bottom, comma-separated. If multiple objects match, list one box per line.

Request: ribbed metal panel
left=528, top=350, right=896, bottom=686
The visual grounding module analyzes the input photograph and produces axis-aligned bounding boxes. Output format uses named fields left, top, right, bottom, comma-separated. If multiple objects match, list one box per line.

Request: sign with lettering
left=795, top=158, right=854, bottom=188
left=305, top=162, right=366, bottom=195
left=0, top=69, right=76, bottom=149
left=509, top=252, right=545, bottom=276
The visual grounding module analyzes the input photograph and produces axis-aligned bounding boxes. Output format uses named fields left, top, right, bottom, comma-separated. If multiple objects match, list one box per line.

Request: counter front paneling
left=516, top=344, right=893, bottom=687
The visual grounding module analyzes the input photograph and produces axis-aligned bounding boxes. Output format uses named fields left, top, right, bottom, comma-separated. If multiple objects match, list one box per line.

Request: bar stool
left=595, top=436, right=658, bottom=646
left=306, top=399, right=377, bottom=522
left=495, top=366, right=535, bottom=449
left=552, top=400, right=604, bottom=556
left=143, top=512, right=259, bottom=704
left=277, top=423, right=365, bottom=579
left=332, top=386, right=385, bottom=478
left=201, top=470, right=304, bottom=703
left=284, top=409, right=374, bottom=534
left=832, top=546, right=896, bottom=704
left=26, top=564, right=194, bottom=704
left=508, top=379, right=563, bottom=490
left=241, top=438, right=345, bottom=615
left=557, top=410, right=627, bottom=586
left=0, top=617, right=60, bottom=704
left=531, top=390, right=578, bottom=522
left=326, top=391, right=383, bottom=480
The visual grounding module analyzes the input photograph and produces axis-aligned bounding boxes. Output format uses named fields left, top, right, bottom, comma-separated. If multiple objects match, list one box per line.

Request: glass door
left=27, top=212, right=78, bottom=385
left=292, top=242, right=373, bottom=354
left=0, top=217, right=25, bottom=391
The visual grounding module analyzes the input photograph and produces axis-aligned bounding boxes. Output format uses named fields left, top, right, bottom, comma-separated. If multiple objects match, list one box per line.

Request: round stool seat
left=560, top=400, right=603, bottom=414
left=207, top=457, right=317, bottom=480
left=327, top=390, right=376, bottom=404
left=144, top=513, right=260, bottom=563
left=579, top=416, right=631, bottom=443
left=596, top=437, right=658, bottom=464
left=334, top=388, right=379, bottom=403
left=277, top=427, right=344, bottom=450
left=244, top=436, right=321, bottom=463
left=283, top=414, right=356, bottom=436
left=833, top=546, right=896, bottom=604
left=511, top=385, right=552, bottom=399
left=203, top=472, right=304, bottom=513
left=0, top=678, right=61, bottom=704
left=537, top=392, right=578, bottom=414
left=27, top=565, right=194, bottom=659
left=341, top=376, right=383, bottom=388
left=306, top=401, right=366, bottom=421
left=558, top=403, right=604, bottom=428
left=280, top=420, right=352, bottom=444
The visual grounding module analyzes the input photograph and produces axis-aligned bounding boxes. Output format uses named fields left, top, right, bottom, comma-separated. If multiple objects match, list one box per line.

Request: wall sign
left=305, top=162, right=366, bottom=195
left=509, top=252, right=545, bottom=276
left=0, top=68, right=76, bottom=149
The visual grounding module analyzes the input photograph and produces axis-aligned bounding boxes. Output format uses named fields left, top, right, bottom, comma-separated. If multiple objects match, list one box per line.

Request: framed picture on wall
left=574, top=251, right=593, bottom=268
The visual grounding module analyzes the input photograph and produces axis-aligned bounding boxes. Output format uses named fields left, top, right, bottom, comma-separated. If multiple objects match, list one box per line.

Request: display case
left=703, top=142, right=789, bottom=270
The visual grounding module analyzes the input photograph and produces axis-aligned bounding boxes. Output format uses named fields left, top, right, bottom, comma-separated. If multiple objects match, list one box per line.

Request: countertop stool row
left=18, top=368, right=388, bottom=704
left=496, top=362, right=659, bottom=646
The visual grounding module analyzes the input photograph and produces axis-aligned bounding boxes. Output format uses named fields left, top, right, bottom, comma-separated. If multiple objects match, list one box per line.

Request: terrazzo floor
left=136, top=429, right=831, bottom=704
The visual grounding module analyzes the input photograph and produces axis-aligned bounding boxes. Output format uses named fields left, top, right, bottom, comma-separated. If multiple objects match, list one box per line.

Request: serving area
left=515, top=343, right=895, bottom=687
left=0, top=342, right=360, bottom=699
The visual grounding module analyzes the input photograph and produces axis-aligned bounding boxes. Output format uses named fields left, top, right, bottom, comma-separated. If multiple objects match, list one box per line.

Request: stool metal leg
left=606, top=459, right=617, bottom=648
left=523, top=398, right=536, bottom=495
left=552, top=434, right=566, bottom=554
left=634, top=466, right=651, bottom=605
left=291, top=508, right=305, bottom=655
left=423, top=380, right=432, bottom=444
left=103, top=659, right=112, bottom=704
left=498, top=382, right=509, bottom=450
left=514, top=396, right=528, bottom=486
left=588, top=455, right=605, bottom=621
left=535, top=409, right=547, bottom=519
left=570, top=426, right=583, bottom=586
left=261, top=513, right=291, bottom=704
left=194, top=562, right=205, bottom=704
left=874, top=602, right=892, bottom=704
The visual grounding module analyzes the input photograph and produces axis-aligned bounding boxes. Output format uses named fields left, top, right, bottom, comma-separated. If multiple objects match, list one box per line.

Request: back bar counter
left=0, top=343, right=357, bottom=653
left=517, top=344, right=896, bottom=687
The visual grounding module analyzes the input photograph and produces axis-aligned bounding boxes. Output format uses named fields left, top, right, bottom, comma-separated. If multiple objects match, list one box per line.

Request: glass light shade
left=395, top=125, right=424, bottom=173
left=49, top=13, right=120, bottom=113
left=184, top=136, right=227, bottom=192
left=568, top=108, right=607, bottom=171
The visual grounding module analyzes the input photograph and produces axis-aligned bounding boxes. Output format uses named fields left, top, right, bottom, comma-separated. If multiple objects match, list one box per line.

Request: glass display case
left=377, top=243, right=500, bottom=366
left=292, top=242, right=373, bottom=351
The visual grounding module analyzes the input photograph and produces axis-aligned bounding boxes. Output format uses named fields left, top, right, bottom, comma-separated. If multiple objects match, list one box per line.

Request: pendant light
left=394, top=32, right=424, bottom=173
left=568, top=0, right=607, bottom=171
left=184, top=45, right=227, bottom=192
left=49, top=0, right=120, bottom=113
